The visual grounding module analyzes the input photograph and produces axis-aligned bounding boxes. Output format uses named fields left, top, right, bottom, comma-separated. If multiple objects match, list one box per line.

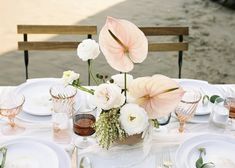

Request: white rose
left=94, top=83, right=125, bottom=110
left=77, top=39, right=100, bottom=61
left=111, top=74, right=133, bottom=89
left=62, top=70, right=80, bottom=85
left=119, top=103, right=149, bottom=135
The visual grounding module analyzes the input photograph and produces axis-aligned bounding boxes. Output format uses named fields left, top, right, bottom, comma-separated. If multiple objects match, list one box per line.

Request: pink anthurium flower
left=128, top=75, right=185, bottom=119
left=99, top=16, right=148, bottom=72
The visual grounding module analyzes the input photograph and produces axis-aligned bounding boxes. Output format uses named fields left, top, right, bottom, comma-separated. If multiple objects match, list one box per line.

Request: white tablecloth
left=0, top=80, right=235, bottom=168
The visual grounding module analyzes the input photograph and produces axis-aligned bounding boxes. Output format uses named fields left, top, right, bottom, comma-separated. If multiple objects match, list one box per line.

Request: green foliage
left=210, top=95, right=221, bottom=103
left=196, top=148, right=215, bottom=168
left=202, top=95, right=223, bottom=105
left=150, top=119, right=159, bottom=128
left=0, top=147, right=7, bottom=168
left=94, top=108, right=127, bottom=149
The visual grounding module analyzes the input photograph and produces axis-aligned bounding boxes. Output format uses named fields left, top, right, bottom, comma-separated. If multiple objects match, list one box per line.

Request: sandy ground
left=0, top=0, right=234, bottom=85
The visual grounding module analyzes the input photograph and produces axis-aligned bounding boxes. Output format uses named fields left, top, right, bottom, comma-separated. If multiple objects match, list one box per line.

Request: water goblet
left=73, top=108, right=96, bottom=149
left=175, top=89, right=201, bottom=133
left=0, top=92, right=25, bottom=135
left=50, top=84, right=77, bottom=143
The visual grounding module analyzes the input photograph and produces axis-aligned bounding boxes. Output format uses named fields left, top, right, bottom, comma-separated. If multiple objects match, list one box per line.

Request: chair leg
left=178, top=35, right=183, bottom=79
left=23, top=34, right=29, bottom=80
left=24, top=50, right=29, bottom=80
left=178, top=51, right=183, bottom=79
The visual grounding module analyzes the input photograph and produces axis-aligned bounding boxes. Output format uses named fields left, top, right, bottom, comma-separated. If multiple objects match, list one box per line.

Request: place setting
left=0, top=137, right=71, bottom=168
left=175, top=134, right=235, bottom=168
left=13, top=78, right=85, bottom=124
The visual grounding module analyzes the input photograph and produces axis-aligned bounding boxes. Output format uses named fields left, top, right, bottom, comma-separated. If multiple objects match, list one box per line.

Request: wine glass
left=73, top=108, right=96, bottom=149
left=175, top=89, right=201, bottom=133
left=50, top=84, right=77, bottom=117
left=0, top=92, right=25, bottom=135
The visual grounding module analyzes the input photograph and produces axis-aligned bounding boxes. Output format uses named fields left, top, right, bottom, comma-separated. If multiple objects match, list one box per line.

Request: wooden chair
left=139, top=27, right=189, bottom=78
left=17, top=25, right=97, bottom=79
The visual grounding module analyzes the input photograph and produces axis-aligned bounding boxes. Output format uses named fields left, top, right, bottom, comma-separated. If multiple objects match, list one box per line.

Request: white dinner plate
left=16, top=78, right=62, bottom=116
left=17, top=110, right=52, bottom=123
left=0, top=139, right=59, bottom=168
left=175, top=134, right=235, bottom=168
left=186, top=141, right=235, bottom=168
left=34, top=138, right=71, bottom=168
left=16, top=78, right=83, bottom=118
left=178, top=80, right=222, bottom=116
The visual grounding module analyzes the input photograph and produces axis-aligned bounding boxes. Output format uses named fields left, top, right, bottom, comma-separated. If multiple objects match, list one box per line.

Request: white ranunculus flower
left=119, top=103, right=149, bottom=135
left=94, top=83, right=125, bottom=110
left=111, top=74, right=134, bottom=89
left=62, top=70, right=80, bottom=85
left=77, top=39, right=100, bottom=61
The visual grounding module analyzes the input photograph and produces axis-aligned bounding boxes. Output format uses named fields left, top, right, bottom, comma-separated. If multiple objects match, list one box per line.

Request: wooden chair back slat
left=140, top=27, right=189, bottom=36
left=18, top=42, right=80, bottom=50
left=17, top=25, right=97, bottom=35
left=149, top=43, right=188, bottom=52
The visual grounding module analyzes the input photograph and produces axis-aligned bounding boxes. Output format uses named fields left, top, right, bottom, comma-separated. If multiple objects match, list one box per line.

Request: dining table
left=0, top=78, right=235, bottom=168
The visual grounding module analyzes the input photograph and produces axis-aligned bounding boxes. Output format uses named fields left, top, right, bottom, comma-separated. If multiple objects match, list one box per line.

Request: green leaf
left=209, top=95, right=220, bottom=103
left=196, top=157, right=203, bottom=168
left=0, top=147, right=8, bottom=168
left=201, top=162, right=215, bottom=168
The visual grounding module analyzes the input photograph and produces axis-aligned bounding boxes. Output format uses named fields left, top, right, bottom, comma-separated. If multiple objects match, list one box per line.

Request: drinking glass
left=209, top=97, right=230, bottom=129
left=73, top=108, right=96, bottom=149
left=50, top=84, right=77, bottom=143
left=226, top=97, right=235, bottom=118
left=226, top=97, right=235, bottom=130
left=175, top=89, right=201, bottom=133
left=0, top=92, right=25, bottom=135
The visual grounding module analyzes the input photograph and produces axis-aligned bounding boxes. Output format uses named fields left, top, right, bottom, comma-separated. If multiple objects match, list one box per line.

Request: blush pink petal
left=99, top=16, right=148, bottom=72
left=147, top=88, right=185, bottom=118
left=128, top=77, right=150, bottom=98
left=129, top=75, right=185, bottom=119
left=149, top=75, right=181, bottom=96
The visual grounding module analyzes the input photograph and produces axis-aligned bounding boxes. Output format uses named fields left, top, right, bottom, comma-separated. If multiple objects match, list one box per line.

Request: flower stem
left=124, top=72, right=127, bottom=103
left=88, top=60, right=91, bottom=86
left=88, top=59, right=99, bottom=86
left=75, top=85, right=94, bottom=95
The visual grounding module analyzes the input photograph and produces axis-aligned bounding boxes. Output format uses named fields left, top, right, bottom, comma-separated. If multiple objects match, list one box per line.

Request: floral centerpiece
left=62, top=17, right=184, bottom=149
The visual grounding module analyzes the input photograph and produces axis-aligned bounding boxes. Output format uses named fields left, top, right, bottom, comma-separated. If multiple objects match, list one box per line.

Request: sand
left=0, top=0, right=234, bottom=85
